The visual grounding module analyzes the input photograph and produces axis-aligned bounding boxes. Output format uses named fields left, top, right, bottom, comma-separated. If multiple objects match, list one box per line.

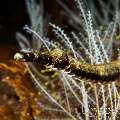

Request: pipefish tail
left=14, top=48, right=120, bottom=83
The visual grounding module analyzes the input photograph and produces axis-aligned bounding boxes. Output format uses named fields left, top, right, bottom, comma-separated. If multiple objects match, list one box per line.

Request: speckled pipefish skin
left=14, top=48, right=120, bottom=83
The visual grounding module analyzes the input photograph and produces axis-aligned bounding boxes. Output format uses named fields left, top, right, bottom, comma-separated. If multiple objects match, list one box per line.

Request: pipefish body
left=14, top=48, right=120, bottom=83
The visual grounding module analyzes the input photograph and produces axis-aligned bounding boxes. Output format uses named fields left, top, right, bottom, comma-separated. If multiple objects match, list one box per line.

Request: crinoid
left=14, top=0, right=120, bottom=119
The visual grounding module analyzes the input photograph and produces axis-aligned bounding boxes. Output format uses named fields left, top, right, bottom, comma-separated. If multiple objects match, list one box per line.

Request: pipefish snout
left=14, top=48, right=120, bottom=83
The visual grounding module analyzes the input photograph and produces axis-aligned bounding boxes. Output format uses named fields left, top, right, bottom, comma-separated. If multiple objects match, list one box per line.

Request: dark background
left=0, top=0, right=28, bottom=45
left=0, top=0, right=115, bottom=46
left=0, top=0, right=98, bottom=45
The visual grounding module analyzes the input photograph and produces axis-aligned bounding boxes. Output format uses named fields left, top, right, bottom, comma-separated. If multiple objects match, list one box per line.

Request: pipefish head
left=14, top=48, right=52, bottom=65
left=14, top=48, right=37, bottom=62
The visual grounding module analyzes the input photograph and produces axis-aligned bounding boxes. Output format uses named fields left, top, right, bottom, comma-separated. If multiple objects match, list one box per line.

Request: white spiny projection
left=16, top=0, right=120, bottom=119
